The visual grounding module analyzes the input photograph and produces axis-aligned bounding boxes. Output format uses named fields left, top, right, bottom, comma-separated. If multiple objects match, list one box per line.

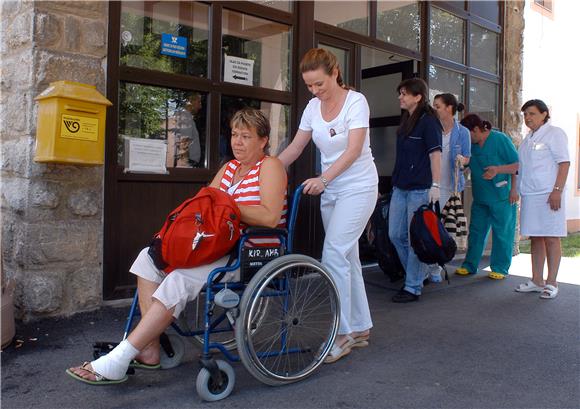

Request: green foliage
left=519, top=233, right=580, bottom=258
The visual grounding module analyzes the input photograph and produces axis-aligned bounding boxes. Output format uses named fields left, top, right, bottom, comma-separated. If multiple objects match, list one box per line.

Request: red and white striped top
left=219, top=157, right=287, bottom=245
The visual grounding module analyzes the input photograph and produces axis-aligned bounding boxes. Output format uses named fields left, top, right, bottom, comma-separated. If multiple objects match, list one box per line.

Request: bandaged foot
left=91, top=339, right=139, bottom=380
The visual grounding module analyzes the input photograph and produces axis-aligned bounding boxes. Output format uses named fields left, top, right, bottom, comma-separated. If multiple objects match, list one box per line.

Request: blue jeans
left=388, top=187, right=430, bottom=295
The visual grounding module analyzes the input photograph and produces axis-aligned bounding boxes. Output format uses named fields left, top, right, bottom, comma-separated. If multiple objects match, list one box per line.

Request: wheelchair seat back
left=240, top=245, right=284, bottom=282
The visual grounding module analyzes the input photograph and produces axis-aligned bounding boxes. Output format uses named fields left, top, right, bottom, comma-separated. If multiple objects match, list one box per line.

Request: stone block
left=0, top=51, right=35, bottom=91
left=67, top=188, right=100, bottom=216
left=81, top=20, right=107, bottom=57
left=36, top=1, right=107, bottom=19
left=35, top=51, right=105, bottom=96
left=67, top=266, right=102, bottom=311
left=63, top=15, right=81, bottom=52
left=1, top=89, right=32, bottom=134
left=4, top=11, right=33, bottom=51
left=30, top=181, right=60, bottom=209
left=0, top=138, right=32, bottom=176
left=21, top=222, right=95, bottom=265
left=17, top=272, right=63, bottom=314
left=35, top=12, right=63, bottom=49
left=0, top=176, right=28, bottom=212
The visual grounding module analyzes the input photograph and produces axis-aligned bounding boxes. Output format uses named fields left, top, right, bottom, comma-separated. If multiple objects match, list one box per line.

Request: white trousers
left=129, top=248, right=238, bottom=318
left=320, top=186, right=377, bottom=335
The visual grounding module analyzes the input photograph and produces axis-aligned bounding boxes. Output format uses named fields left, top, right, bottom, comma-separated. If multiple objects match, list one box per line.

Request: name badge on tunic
left=532, top=142, right=546, bottom=150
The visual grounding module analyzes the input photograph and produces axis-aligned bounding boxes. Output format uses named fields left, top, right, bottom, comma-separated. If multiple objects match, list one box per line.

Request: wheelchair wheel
left=196, top=360, right=235, bottom=401
left=160, top=333, right=185, bottom=369
left=235, top=254, right=340, bottom=386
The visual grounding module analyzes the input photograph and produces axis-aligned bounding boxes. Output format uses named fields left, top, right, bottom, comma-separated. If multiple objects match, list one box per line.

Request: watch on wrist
left=431, top=182, right=440, bottom=188
left=320, top=176, right=329, bottom=187
left=553, top=186, right=562, bottom=191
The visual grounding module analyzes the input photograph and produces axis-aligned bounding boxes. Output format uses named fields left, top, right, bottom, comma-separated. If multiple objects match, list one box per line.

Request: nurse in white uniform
left=278, top=48, right=378, bottom=363
left=515, top=99, right=570, bottom=299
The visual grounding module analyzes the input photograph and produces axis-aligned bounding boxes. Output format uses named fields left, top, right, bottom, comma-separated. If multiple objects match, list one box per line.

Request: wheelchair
left=95, top=185, right=340, bottom=401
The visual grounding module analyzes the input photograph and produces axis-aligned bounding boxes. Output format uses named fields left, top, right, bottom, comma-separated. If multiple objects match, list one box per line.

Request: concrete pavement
left=2, top=254, right=579, bottom=409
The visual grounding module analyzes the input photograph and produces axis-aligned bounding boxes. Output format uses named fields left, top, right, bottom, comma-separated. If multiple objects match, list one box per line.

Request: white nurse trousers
left=320, top=186, right=377, bottom=335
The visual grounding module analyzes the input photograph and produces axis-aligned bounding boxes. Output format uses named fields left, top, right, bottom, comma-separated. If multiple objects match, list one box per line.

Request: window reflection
left=249, top=0, right=293, bottom=12
left=377, top=1, right=420, bottom=52
left=429, top=65, right=465, bottom=110
left=469, top=77, right=498, bottom=126
left=118, top=83, right=207, bottom=169
left=220, top=96, right=290, bottom=164
left=120, top=1, right=209, bottom=77
left=314, top=1, right=369, bottom=36
left=222, top=10, right=291, bottom=91
left=470, top=23, right=498, bottom=74
left=430, top=8, right=465, bottom=64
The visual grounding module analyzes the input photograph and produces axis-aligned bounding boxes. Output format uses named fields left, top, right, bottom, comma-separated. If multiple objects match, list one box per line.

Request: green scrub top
left=470, top=130, right=518, bottom=203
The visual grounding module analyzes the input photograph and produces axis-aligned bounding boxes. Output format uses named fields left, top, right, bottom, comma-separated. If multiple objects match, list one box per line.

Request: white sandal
left=324, top=335, right=355, bottom=364
left=515, top=280, right=543, bottom=293
left=540, top=284, right=558, bottom=299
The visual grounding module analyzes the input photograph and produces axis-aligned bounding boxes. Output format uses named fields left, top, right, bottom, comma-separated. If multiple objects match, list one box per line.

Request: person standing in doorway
left=428, top=93, right=471, bottom=282
left=455, top=114, right=519, bottom=279
left=278, top=48, right=378, bottom=363
left=515, top=99, right=570, bottom=299
left=388, top=78, right=442, bottom=302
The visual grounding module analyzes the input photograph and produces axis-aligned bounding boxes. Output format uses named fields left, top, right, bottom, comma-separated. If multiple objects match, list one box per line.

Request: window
left=470, top=23, right=499, bottom=75
left=534, top=0, right=553, bottom=12
left=222, top=10, right=292, bottom=91
left=469, top=77, right=499, bottom=126
left=376, top=1, right=421, bottom=52
left=120, top=1, right=209, bottom=77
left=118, top=83, right=208, bottom=169
left=428, top=65, right=465, bottom=110
left=220, top=96, right=290, bottom=164
left=430, top=7, right=465, bottom=64
left=531, top=0, right=554, bottom=18
left=249, top=0, right=293, bottom=13
left=314, top=1, right=369, bottom=36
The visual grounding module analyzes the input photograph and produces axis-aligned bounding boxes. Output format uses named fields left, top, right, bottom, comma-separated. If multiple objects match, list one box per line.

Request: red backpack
left=148, top=187, right=241, bottom=273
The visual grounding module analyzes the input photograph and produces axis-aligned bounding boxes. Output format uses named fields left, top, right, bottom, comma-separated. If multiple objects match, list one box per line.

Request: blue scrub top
left=470, top=130, right=518, bottom=203
left=392, top=113, right=442, bottom=190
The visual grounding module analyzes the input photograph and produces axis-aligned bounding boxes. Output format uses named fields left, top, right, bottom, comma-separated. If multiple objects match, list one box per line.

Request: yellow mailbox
left=34, top=80, right=112, bottom=165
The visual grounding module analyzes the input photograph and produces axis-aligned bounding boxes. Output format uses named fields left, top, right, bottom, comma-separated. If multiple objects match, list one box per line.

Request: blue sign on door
left=160, top=33, right=187, bottom=59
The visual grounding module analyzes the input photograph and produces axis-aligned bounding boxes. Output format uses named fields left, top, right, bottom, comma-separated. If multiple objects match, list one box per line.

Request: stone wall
left=503, top=1, right=525, bottom=142
left=1, top=1, right=108, bottom=320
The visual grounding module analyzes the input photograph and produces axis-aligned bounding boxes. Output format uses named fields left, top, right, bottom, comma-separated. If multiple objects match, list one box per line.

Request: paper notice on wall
left=124, top=137, right=168, bottom=174
left=224, top=55, right=254, bottom=86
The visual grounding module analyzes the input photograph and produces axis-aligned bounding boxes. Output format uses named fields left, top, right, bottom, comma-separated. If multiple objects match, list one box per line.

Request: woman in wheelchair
left=67, top=108, right=287, bottom=385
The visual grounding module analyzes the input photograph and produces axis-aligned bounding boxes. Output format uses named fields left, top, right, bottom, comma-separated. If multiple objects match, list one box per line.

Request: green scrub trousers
left=462, top=200, right=517, bottom=275
left=462, top=130, right=519, bottom=276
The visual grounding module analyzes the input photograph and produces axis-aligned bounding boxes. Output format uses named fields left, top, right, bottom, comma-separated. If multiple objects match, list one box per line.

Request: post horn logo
left=63, top=119, right=80, bottom=133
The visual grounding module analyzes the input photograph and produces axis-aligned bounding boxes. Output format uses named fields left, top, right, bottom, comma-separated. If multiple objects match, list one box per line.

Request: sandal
left=129, top=359, right=161, bottom=370
left=488, top=271, right=507, bottom=280
left=455, top=267, right=473, bottom=276
left=324, top=335, right=355, bottom=364
left=515, top=280, right=543, bottom=293
left=540, top=284, right=558, bottom=299
left=351, top=333, right=370, bottom=349
left=66, top=362, right=128, bottom=385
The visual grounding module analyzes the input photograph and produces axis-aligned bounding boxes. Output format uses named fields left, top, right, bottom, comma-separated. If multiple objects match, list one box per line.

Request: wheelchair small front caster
left=159, top=333, right=185, bottom=369
left=196, top=359, right=235, bottom=401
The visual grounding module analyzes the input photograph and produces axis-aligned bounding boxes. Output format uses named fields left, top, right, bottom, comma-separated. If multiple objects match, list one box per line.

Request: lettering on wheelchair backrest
left=247, top=248, right=280, bottom=259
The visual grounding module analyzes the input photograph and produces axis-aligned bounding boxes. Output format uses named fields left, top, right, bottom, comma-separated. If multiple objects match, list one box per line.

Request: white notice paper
left=124, top=137, right=168, bottom=174
left=224, top=55, right=254, bottom=86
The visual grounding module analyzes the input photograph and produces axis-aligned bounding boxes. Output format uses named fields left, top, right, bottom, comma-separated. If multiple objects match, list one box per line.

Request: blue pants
left=462, top=200, right=517, bottom=275
left=388, top=187, right=430, bottom=296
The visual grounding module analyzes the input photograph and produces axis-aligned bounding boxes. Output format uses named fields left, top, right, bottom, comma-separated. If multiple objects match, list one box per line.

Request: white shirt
left=299, top=90, right=378, bottom=190
left=518, top=123, right=569, bottom=195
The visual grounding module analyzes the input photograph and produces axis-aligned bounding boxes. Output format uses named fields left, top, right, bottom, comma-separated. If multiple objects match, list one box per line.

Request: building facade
left=1, top=0, right=525, bottom=320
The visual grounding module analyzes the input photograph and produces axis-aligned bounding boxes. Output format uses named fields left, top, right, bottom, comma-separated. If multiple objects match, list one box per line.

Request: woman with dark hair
left=387, top=78, right=442, bottom=302
left=515, top=99, right=570, bottom=299
left=278, top=48, right=377, bottom=362
left=455, top=114, right=519, bottom=280
left=428, top=93, right=471, bottom=282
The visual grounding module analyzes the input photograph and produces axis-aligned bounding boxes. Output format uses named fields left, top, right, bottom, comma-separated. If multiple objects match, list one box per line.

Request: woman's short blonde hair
left=230, top=108, right=271, bottom=153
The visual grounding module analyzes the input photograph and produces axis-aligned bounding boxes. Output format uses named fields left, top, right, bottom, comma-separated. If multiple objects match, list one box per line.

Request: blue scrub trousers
left=462, top=200, right=517, bottom=275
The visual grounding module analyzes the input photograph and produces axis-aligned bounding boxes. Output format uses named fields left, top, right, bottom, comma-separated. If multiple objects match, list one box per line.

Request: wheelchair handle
left=287, top=184, right=305, bottom=254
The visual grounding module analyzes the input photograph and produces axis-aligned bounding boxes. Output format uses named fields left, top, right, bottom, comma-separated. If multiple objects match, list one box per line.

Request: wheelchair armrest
left=243, top=227, right=288, bottom=237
